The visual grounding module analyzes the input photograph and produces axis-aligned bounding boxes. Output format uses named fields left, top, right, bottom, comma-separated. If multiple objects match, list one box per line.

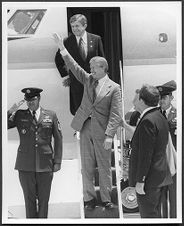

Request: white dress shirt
left=96, top=75, right=108, bottom=97
left=165, top=105, right=172, bottom=118
left=30, top=107, right=40, bottom=121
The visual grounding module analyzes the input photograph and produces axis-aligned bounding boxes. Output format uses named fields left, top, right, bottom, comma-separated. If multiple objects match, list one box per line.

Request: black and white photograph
left=2, top=1, right=182, bottom=224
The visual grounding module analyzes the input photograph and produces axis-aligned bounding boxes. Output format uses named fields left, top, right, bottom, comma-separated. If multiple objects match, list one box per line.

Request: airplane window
left=8, top=9, right=46, bottom=36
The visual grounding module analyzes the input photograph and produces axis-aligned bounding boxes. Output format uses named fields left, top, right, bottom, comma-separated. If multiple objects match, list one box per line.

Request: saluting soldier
left=8, top=87, right=63, bottom=218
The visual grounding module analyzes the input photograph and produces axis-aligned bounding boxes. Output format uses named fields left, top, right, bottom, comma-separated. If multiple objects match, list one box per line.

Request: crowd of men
left=7, top=14, right=177, bottom=219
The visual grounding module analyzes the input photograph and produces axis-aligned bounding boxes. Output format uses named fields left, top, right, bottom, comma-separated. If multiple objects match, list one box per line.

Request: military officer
left=157, top=80, right=177, bottom=148
left=8, top=87, right=63, bottom=218
left=157, top=80, right=177, bottom=218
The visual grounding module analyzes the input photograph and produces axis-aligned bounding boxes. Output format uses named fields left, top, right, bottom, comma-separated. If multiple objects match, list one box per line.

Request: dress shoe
left=102, top=201, right=115, bottom=209
left=84, top=198, right=96, bottom=210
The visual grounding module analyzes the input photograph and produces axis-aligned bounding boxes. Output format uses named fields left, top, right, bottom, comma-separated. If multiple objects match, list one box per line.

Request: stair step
left=84, top=205, right=119, bottom=218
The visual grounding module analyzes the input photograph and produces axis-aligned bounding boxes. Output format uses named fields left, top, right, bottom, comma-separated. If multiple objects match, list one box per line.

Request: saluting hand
left=8, top=99, right=25, bottom=114
left=53, top=33, right=65, bottom=51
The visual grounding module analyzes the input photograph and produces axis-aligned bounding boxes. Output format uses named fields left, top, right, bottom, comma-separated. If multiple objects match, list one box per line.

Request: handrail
left=113, top=133, right=123, bottom=218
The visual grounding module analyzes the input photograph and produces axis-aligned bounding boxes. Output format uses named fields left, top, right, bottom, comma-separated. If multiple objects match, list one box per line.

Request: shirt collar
left=139, top=106, right=157, bottom=119
left=76, top=31, right=87, bottom=44
left=30, top=107, right=41, bottom=115
left=165, top=105, right=172, bottom=116
left=98, top=74, right=108, bottom=85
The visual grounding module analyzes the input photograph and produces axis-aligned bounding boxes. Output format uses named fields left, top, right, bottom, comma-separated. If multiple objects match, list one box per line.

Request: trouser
left=136, top=187, right=165, bottom=218
left=80, top=118, right=112, bottom=202
left=160, top=174, right=177, bottom=218
left=19, top=171, right=53, bottom=218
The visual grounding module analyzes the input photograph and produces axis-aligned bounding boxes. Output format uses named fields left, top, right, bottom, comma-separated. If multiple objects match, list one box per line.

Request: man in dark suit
left=157, top=80, right=177, bottom=218
left=53, top=33, right=122, bottom=210
left=128, top=84, right=173, bottom=218
left=8, top=88, right=63, bottom=218
left=55, top=14, right=105, bottom=116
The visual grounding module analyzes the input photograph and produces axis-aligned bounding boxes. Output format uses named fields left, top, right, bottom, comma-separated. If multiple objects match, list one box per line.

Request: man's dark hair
left=70, top=14, right=87, bottom=26
left=139, top=84, right=160, bottom=107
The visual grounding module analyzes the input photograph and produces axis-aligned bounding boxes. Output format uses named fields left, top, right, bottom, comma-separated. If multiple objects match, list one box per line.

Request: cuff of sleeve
left=54, top=163, right=61, bottom=166
left=60, top=49, right=68, bottom=56
left=54, top=159, right=61, bottom=164
left=105, top=134, right=113, bottom=138
left=105, top=129, right=115, bottom=138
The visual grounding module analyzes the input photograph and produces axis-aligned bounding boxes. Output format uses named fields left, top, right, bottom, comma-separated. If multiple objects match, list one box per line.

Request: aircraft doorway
left=67, top=7, right=123, bottom=84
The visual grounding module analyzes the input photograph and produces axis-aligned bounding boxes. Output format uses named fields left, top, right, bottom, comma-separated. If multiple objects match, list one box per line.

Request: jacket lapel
left=132, top=108, right=158, bottom=140
left=86, top=33, right=94, bottom=60
left=26, top=109, right=33, bottom=122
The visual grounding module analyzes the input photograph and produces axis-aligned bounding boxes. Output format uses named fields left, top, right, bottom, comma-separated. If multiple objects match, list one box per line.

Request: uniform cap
left=156, top=80, right=176, bottom=97
left=21, top=87, right=43, bottom=100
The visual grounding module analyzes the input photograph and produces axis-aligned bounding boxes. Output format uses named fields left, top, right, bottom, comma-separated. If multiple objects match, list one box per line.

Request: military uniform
left=8, top=88, right=63, bottom=218
left=157, top=80, right=177, bottom=218
left=167, top=106, right=177, bottom=149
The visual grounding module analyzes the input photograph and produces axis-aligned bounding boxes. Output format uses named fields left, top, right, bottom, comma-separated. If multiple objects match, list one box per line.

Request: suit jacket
left=61, top=52, right=122, bottom=140
left=8, top=108, right=63, bottom=172
left=129, top=108, right=172, bottom=190
left=129, top=111, right=141, bottom=126
left=167, top=105, right=177, bottom=149
left=55, top=32, right=105, bottom=115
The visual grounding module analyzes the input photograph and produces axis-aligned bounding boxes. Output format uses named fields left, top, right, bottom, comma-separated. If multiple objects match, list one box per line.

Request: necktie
left=92, top=80, right=99, bottom=102
left=79, top=37, right=86, bottom=60
left=32, top=110, right=37, bottom=123
left=162, top=110, right=167, bottom=118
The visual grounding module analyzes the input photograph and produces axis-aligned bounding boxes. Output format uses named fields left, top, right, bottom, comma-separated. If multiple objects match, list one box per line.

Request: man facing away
left=128, top=84, right=172, bottom=218
left=55, top=14, right=105, bottom=116
left=157, top=80, right=177, bottom=218
left=53, top=33, right=122, bottom=210
left=8, top=88, right=63, bottom=218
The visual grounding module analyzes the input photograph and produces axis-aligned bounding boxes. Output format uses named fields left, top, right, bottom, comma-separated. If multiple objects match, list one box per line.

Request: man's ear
left=84, top=24, right=87, bottom=29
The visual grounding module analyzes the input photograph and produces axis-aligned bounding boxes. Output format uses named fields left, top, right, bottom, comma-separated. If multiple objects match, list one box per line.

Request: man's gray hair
left=90, top=56, right=109, bottom=73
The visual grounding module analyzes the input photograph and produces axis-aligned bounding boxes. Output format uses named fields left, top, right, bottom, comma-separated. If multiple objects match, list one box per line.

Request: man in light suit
left=55, top=14, right=105, bottom=116
left=128, top=84, right=172, bottom=218
left=157, top=80, right=177, bottom=218
left=8, top=88, right=63, bottom=218
left=53, top=33, right=122, bottom=210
